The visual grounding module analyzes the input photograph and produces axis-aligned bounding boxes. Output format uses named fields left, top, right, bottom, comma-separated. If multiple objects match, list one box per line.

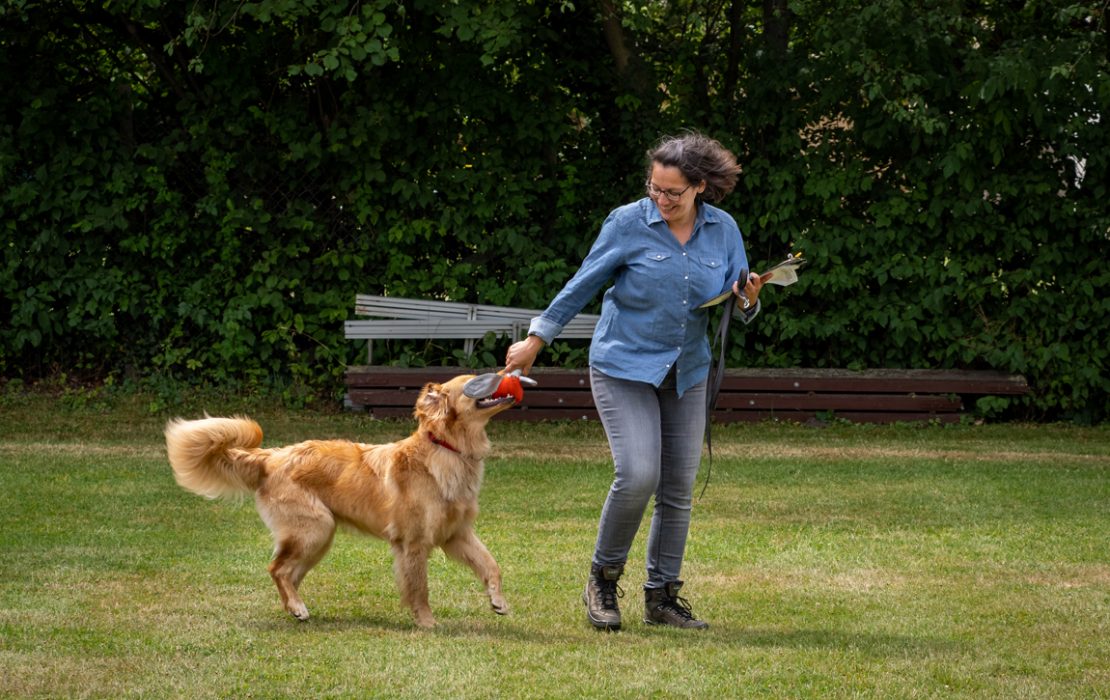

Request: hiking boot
left=583, top=562, right=624, bottom=631
left=643, top=581, right=709, bottom=630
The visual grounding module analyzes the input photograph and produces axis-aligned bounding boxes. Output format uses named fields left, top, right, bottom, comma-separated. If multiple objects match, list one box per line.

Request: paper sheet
left=698, top=253, right=805, bottom=308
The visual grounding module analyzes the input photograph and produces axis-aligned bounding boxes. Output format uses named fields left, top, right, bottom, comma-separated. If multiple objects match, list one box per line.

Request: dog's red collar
left=427, top=432, right=461, bottom=454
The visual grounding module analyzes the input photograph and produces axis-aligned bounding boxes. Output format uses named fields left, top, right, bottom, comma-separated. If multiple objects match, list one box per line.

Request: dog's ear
left=415, top=382, right=451, bottom=427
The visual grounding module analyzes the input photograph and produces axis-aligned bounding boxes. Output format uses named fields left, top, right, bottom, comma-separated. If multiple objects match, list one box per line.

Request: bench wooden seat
left=344, top=366, right=1029, bottom=424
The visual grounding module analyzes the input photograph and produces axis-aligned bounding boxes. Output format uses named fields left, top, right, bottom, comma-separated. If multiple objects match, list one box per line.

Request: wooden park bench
left=343, top=365, right=1029, bottom=424
left=342, top=295, right=1029, bottom=423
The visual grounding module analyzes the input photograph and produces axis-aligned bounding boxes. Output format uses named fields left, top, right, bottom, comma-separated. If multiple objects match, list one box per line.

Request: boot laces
left=598, top=578, right=624, bottom=610
left=660, top=593, right=696, bottom=621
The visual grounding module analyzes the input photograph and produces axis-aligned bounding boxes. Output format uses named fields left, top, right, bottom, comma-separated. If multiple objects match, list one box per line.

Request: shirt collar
left=642, top=197, right=718, bottom=232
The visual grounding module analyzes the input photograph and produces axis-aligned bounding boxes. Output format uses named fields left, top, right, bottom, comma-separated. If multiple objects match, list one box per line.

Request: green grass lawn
left=0, top=391, right=1107, bottom=698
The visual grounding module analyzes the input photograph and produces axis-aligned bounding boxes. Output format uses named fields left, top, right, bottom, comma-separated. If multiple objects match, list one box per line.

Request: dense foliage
left=1, top=0, right=1107, bottom=420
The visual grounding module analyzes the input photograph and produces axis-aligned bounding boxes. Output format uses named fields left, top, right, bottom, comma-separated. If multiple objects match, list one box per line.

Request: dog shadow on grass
left=247, top=611, right=574, bottom=643
left=248, top=613, right=957, bottom=655
left=254, top=620, right=580, bottom=645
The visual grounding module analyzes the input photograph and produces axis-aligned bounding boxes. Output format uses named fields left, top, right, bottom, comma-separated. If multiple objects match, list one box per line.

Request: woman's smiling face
left=646, top=163, right=703, bottom=226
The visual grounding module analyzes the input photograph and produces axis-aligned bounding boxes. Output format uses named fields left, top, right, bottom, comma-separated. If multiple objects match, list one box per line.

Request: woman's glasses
left=645, top=182, right=692, bottom=202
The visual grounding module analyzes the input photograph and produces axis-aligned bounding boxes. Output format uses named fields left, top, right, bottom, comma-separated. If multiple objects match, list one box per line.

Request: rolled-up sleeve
left=733, top=298, right=761, bottom=324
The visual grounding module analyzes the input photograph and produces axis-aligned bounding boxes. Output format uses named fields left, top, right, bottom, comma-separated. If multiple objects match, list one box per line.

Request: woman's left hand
left=733, top=272, right=771, bottom=310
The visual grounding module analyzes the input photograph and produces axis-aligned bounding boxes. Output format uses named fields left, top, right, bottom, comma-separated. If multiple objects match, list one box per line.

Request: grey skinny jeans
left=589, top=366, right=706, bottom=588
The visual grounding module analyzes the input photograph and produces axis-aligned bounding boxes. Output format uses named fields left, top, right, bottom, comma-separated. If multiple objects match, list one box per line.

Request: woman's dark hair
left=646, top=131, right=741, bottom=203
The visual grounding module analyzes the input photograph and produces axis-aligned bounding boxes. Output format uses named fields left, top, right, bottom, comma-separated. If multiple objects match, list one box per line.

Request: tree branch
left=597, top=0, right=632, bottom=76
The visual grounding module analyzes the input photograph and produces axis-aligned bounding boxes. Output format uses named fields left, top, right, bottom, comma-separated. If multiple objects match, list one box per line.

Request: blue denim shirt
left=529, top=198, right=759, bottom=397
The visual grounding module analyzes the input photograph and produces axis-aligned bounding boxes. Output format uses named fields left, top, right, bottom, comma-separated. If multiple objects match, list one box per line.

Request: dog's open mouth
left=465, top=373, right=526, bottom=410
left=476, top=394, right=516, bottom=410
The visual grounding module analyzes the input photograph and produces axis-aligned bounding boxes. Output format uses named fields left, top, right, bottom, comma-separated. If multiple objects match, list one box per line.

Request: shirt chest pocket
left=620, top=252, right=674, bottom=307
left=698, top=257, right=723, bottom=272
left=694, top=255, right=728, bottom=295
left=636, top=251, right=673, bottom=277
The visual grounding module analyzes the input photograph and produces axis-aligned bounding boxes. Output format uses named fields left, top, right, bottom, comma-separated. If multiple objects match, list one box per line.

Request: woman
left=504, top=131, right=765, bottom=631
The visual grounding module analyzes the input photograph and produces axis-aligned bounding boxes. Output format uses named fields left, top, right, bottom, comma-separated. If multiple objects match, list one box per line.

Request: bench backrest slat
left=348, top=294, right=599, bottom=343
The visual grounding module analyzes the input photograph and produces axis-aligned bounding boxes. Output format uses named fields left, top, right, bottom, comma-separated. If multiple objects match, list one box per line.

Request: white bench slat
left=345, top=319, right=599, bottom=340
left=355, top=294, right=538, bottom=318
left=355, top=296, right=472, bottom=319
left=354, top=294, right=599, bottom=324
left=346, top=295, right=599, bottom=364
left=353, top=305, right=467, bottom=321
left=345, top=319, right=515, bottom=339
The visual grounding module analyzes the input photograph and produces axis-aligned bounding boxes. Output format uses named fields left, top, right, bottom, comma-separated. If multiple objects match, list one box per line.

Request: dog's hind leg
left=391, top=542, right=435, bottom=628
left=267, top=516, right=336, bottom=621
left=443, top=528, right=508, bottom=615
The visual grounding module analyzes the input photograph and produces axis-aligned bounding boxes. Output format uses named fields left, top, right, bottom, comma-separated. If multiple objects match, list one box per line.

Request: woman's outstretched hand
left=505, top=335, right=545, bottom=375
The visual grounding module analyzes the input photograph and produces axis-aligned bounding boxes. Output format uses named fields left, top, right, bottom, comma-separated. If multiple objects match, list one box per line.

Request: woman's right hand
left=505, top=335, right=545, bottom=375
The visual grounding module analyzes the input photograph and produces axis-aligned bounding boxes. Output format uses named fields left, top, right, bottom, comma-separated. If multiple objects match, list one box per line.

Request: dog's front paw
left=414, top=611, right=436, bottom=629
left=288, top=602, right=311, bottom=621
left=490, top=595, right=509, bottom=615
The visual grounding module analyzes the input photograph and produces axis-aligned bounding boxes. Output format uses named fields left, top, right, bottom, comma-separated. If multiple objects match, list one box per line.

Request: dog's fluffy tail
left=165, top=416, right=267, bottom=498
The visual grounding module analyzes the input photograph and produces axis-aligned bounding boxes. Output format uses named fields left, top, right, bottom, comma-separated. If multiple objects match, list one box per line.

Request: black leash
left=697, top=254, right=803, bottom=497
left=700, top=287, right=738, bottom=498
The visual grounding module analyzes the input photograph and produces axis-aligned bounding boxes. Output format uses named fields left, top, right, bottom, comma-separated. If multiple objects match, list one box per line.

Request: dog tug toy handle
left=463, top=368, right=537, bottom=399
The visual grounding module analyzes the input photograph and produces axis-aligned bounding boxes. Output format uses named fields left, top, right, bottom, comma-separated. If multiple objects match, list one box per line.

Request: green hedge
left=1, top=0, right=1107, bottom=420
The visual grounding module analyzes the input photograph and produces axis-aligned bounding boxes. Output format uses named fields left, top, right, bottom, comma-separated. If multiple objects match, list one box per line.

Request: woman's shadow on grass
left=720, top=625, right=959, bottom=657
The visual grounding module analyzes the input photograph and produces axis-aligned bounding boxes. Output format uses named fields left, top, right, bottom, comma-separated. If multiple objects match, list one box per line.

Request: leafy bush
left=1, top=0, right=1106, bottom=420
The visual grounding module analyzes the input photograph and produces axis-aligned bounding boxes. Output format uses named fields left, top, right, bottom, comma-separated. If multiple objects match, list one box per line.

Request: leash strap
left=700, top=292, right=735, bottom=498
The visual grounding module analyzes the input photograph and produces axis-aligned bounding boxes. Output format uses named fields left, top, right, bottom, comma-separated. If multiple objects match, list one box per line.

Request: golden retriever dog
left=164, top=374, right=520, bottom=628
